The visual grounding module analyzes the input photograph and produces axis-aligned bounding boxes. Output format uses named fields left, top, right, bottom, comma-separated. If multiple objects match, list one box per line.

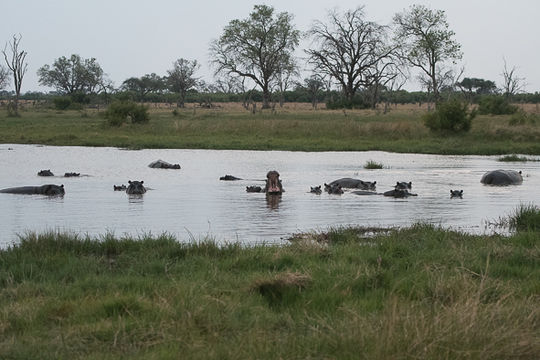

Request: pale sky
left=2, top=0, right=539, bottom=93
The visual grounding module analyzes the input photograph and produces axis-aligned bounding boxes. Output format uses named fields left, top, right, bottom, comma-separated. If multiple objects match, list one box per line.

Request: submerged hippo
left=38, top=169, right=54, bottom=176
left=64, top=172, right=80, bottom=177
left=328, top=178, right=376, bottom=190
left=126, top=180, right=147, bottom=195
left=264, top=170, right=284, bottom=194
left=114, top=184, right=127, bottom=191
left=450, top=190, right=463, bottom=198
left=481, top=170, right=523, bottom=186
left=383, top=189, right=417, bottom=198
left=324, top=183, right=344, bottom=195
left=148, top=160, right=181, bottom=169
left=246, top=185, right=262, bottom=193
left=0, top=184, right=65, bottom=196
left=395, top=181, right=412, bottom=190
left=220, top=175, right=242, bottom=181
left=310, top=185, right=322, bottom=194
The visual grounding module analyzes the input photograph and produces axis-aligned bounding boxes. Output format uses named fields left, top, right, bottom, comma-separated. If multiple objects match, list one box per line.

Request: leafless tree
left=2, top=34, right=28, bottom=115
left=306, top=7, right=398, bottom=105
left=167, top=58, right=200, bottom=108
left=0, top=65, right=9, bottom=90
left=501, top=59, right=526, bottom=98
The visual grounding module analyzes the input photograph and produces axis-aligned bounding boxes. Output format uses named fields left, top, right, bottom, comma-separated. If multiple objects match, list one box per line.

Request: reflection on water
left=0, top=144, right=538, bottom=247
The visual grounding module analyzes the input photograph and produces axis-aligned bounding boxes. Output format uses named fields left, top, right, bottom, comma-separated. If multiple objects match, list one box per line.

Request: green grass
left=1, top=105, right=540, bottom=154
left=1, top=224, right=538, bottom=359
left=364, top=159, right=384, bottom=169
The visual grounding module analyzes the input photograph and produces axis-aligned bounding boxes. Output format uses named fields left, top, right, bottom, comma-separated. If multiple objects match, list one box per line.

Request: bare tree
left=0, top=65, right=9, bottom=90
left=501, top=59, right=526, bottom=98
left=393, top=5, right=462, bottom=104
left=2, top=34, right=28, bottom=115
left=306, top=7, right=398, bottom=105
left=210, top=5, right=300, bottom=109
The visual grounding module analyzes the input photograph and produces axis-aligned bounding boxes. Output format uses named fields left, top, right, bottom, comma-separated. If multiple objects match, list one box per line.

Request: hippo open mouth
left=265, top=170, right=283, bottom=194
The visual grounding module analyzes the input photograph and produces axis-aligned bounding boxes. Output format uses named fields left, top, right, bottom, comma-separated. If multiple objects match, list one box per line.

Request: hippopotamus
left=220, top=175, right=242, bottom=181
left=114, top=184, right=127, bottom=191
left=481, top=170, right=523, bottom=186
left=126, top=180, right=146, bottom=195
left=310, top=186, right=322, bottom=194
left=148, top=160, right=181, bottom=169
left=264, top=170, right=284, bottom=194
left=327, top=178, right=376, bottom=190
left=324, top=183, right=344, bottom=194
left=383, top=189, right=417, bottom=198
left=64, top=172, right=80, bottom=177
left=246, top=185, right=262, bottom=193
left=0, top=184, right=65, bottom=196
left=450, top=190, right=463, bottom=198
left=38, top=169, right=54, bottom=176
left=395, top=181, right=412, bottom=190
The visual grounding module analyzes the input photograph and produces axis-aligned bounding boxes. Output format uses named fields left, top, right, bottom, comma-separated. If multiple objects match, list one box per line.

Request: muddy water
left=1, top=144, right=538, bottom=247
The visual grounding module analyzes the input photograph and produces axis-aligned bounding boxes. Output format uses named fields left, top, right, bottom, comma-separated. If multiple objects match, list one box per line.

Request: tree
left=393, top=5, right=462, bottom=103
left=37, top=54, right=107, bottom=96
left=2, top=34, right=28, bottom=115
left=298, top=75, right=325, bottom=109
left=306, top=7, right=398, bottom=106
left=167, top=58, right=200, bottom=108
left=456, top=77, right=497, bottom=103
left=122, top=73, right=165, bottom=101
left=0, top=65, right=9, bottom=90
left=501, top=59, right=525, bottom=99
left=210, top=4, right=300, bottom=109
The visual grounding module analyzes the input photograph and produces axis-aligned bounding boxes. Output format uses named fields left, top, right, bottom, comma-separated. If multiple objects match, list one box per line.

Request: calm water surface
left=1, top=144, right=538, bottom=247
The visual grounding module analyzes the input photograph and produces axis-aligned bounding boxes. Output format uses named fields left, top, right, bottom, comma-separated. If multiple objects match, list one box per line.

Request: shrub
left=364, top=160, right=384, bottom=169
left=104, top=101, right=150, bottom=126
left=423, top=100, right=475, bottom=132
left=53, top=97, right=72, bottom=110
left=508, top=110, right=538, bottom=126
left=477, top=95, right=518, bottom=115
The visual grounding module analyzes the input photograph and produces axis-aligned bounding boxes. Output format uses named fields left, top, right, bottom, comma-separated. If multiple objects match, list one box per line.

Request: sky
left=1, top=0, right=539, bottom=93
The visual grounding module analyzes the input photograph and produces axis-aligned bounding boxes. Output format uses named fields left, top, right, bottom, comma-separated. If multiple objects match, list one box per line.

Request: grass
left=364, top=159, right=384, bottom=169
left=1, top=102, right=540, bottom=154
left=498, top=154, right=540, bottom=162
left=506, top=204, right=540, bottom=232
left=1, top=223, right=539, bottom=359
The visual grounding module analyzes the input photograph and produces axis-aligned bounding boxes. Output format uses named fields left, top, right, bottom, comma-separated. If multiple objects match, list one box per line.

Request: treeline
left=2, top=88, right=539, bottom=110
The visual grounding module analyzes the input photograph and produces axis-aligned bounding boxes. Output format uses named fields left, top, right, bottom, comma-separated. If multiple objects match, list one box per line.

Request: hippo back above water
left=481, top=170, right=523, bottom=186
left=328, top=178, right=376, bottom=190
left=0, top=184, right=65, bottom=196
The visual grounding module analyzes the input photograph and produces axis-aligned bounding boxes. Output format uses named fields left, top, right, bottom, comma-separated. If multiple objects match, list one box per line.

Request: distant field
left=0, top=102, right=539, bottom=154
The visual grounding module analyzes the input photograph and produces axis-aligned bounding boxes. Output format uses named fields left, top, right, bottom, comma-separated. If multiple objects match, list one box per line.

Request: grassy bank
left=1, top=223, right=538, bottom=359
left=1, top=103, right=540, bottom=154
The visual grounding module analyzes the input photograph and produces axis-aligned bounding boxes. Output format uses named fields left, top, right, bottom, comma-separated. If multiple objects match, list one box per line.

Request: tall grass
left=1, top=105, right=540, bottom=154
left=1, top=222, right=538, bottom=359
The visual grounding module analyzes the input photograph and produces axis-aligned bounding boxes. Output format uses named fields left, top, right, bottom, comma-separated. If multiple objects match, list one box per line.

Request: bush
left=423, top=100, right=476, bottom=132
left=508, top=110, right=538, bottom=126
left=53, top=97, right=72, bottom=110
left=477, top=95, right=518, bottom=115
left=104, top=101, right=150, bottom=126
left=326, top=95, right=369, bottom=110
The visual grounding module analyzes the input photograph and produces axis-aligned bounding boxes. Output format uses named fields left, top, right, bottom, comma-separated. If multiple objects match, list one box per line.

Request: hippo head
left=42, top=184, right=65, bottom=196
left=265, top=171, right=283, bottom=194
left=310, top=185, right=322, bottom=194
left=395, top=181, right=412, bottom=190
left=361, top=181, right=377, bottom=191
left=126, top=180, right=147, bottom=195
left=450, top=190, right=463, bottom=198
left=324, top=183, right=343, bottom=194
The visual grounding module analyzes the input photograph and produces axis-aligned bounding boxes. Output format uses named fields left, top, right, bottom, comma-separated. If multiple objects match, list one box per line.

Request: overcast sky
left=2, top=0, right=539, bottom=93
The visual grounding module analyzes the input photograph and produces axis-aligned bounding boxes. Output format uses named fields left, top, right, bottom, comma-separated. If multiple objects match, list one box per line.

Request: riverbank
left=1, top=103, right=540, bottom=155
left=1, top=222, right=538, bottom=359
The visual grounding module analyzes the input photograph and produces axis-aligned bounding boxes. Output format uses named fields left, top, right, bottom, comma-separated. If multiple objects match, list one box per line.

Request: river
left=1, top=144, right=538, bottom=248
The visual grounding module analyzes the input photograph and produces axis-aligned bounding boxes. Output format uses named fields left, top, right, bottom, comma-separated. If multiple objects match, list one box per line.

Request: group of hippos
left=0, top=158, right=524, bottom=199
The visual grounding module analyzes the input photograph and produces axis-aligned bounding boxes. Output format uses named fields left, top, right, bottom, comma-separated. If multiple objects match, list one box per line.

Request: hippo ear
left=61, top=184, right=64, bottom=188
left=141, top=181, right=144, bottom=184
left=460, top=190, right=463, bottom=194
left=409, top=182, right=412, bottom=186
left=373, top=181, right=376, bottom=185
left=129, top=180, right=132, bottom=184
left=396, top=182, right=399, bottom=185
left=450, top=190, right=453, bottom=194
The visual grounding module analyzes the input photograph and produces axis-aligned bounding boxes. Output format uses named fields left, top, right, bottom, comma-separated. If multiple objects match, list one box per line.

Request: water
left=1, top=144, right=538, bottom=248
